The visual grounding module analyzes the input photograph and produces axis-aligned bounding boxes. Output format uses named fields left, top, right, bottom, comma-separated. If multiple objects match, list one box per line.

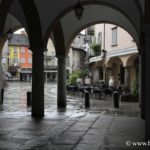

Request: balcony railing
left=44, top=65, right=57, bottom=70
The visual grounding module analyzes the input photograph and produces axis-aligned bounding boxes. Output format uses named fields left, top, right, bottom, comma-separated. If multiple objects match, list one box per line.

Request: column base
left=57, top=102, right=66, bottom=109
left=31, top=112, right=44, bottom=118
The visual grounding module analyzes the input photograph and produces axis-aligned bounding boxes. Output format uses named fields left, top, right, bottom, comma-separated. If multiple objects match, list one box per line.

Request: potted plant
left=131, top=80, right=139, bottom=102
left=91, top=43, right=101, bottom=56
left=121, top=81, right=139, bottom=102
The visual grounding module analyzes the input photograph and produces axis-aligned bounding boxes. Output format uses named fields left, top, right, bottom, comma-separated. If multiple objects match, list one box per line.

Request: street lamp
left=74, top=2, right=84, bottom=20
left=102, top=49, right=107, bottom=58
left=7, top=29, right=13, bottom=40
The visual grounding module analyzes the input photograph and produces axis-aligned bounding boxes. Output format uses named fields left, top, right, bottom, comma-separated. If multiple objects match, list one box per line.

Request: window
left=1, top=58, right=6, bottom=64
left=14, top=58, right=18, bottom=63
left=97, top=32, right=102, bottom=45
left=21, top=47, right=25, bottom=53
left=14, top=48, right=17, bottom=54
left=66, top=56, right=70, bottom=67
left=28, top=58, right=32, bottom=64
left=112, top=27, right=117, bottom=46
left=21, top=58, right=25, bottom=63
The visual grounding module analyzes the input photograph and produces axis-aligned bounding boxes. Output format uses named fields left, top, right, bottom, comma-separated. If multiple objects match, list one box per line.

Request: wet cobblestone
left=0, top=82, right=145, bottom=150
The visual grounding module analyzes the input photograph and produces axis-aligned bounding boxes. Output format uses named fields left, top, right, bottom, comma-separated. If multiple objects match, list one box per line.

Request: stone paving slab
left=0, top=110, right=145, bottom=150
left=0, top=141, right=21, bottom=150
left=0, top=82, right=146, bottom=150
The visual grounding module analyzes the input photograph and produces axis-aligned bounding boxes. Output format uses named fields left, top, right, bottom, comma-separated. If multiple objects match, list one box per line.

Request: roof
left=8, top=34, right=29, bottom=47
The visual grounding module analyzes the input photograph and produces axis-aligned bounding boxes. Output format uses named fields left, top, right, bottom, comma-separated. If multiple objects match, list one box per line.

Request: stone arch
left=44, top=1, right=142, bottom=49
left=0, top=0, right=13, bottom=34
left=106, top=57, right=123, bottom=67
left=19, top=0, right=44, bottom=50
left=106, top=57, right=124, bottom=87
left=52, top=21, right=66, bottom=56
left=126, top=54, right=138, bottom=66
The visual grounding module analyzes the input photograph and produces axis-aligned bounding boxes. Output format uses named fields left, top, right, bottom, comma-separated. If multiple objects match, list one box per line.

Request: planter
left=85, top=77, right=91, bottom=85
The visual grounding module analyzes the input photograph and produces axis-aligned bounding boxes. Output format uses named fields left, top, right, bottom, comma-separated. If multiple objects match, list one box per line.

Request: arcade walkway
left=0, top=82, right=145, bottom=150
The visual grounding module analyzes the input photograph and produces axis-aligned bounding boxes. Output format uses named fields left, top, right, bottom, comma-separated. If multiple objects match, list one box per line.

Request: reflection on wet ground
left=2, top=81, right=140, bottom=117
left=0, top=82, right=145, bottom=150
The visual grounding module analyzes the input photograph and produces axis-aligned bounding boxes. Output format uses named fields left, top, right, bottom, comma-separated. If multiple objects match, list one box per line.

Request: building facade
left=45, top=39, right=57, bottom=82
left=7, top=33, right=31, bottom=81
left=88, top=24, right=138, bottom=90
left=19, top=46, right=32, bottom=81
left=67, top=33, right=87, bottom=74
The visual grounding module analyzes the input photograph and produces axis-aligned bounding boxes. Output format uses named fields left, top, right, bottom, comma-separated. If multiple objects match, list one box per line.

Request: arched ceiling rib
left=4, top=13, right=22, bottom=33
left=5, top=0, right=144, bottom=48
left=1, top=0, right=27, bottom=34
left=8, top=0, right=143, bottom=39
left=138, top=0, right=145, bottom=14
left=9, top=0, right=28, bottom=32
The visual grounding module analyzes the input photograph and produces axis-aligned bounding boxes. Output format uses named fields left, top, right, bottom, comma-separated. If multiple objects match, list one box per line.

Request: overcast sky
left=14, top=28, right=25, bottom=34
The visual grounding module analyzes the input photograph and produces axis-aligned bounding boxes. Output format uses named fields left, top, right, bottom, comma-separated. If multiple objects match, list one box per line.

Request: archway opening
left=0, top=27, right=33, bottom=111
left=66, top=23, right=139, bottom=114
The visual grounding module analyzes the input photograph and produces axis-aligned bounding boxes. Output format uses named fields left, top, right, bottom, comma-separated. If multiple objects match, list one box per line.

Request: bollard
left=98, top=89, right=102, bottom=99
left=85, top=91, right=90, bottom=108
left=113, top=91, right=119, bottom=108
left=27, top=91, right=32, bottom=106
left=1, top=89, right=4, bottom=104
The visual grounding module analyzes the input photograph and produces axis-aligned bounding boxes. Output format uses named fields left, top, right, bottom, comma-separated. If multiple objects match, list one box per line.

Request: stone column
left=103, top=65, right=106, bottom=84
left=139, top=51, right=144, bottom=119
left=45, top=73, right=47, bottom=83
left=0, top=63, right=4, bottom=105
left=32, top=49, right=44, bottom=117
left=107, top=67, right=113, bottom=77
left=143, top=25, right=150, bottom=140
left=108, top=67, right=115, bottom=87
left=0, top=35, right=7, bottom=105
left=124, top=66, right=130, bottom=87
left=57, top=55, right=66, bottom=108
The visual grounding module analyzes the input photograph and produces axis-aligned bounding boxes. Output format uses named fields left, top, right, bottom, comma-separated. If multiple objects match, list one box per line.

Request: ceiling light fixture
left=74, top=1, right=84, bottom=20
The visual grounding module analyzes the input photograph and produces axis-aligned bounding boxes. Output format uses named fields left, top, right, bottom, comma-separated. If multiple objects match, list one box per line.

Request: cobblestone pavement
left=0, top=82, right=145, bottom=150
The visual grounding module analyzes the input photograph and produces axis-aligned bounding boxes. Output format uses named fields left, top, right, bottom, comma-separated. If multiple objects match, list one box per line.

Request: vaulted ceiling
left=0, top=0, right=145, bottom=50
